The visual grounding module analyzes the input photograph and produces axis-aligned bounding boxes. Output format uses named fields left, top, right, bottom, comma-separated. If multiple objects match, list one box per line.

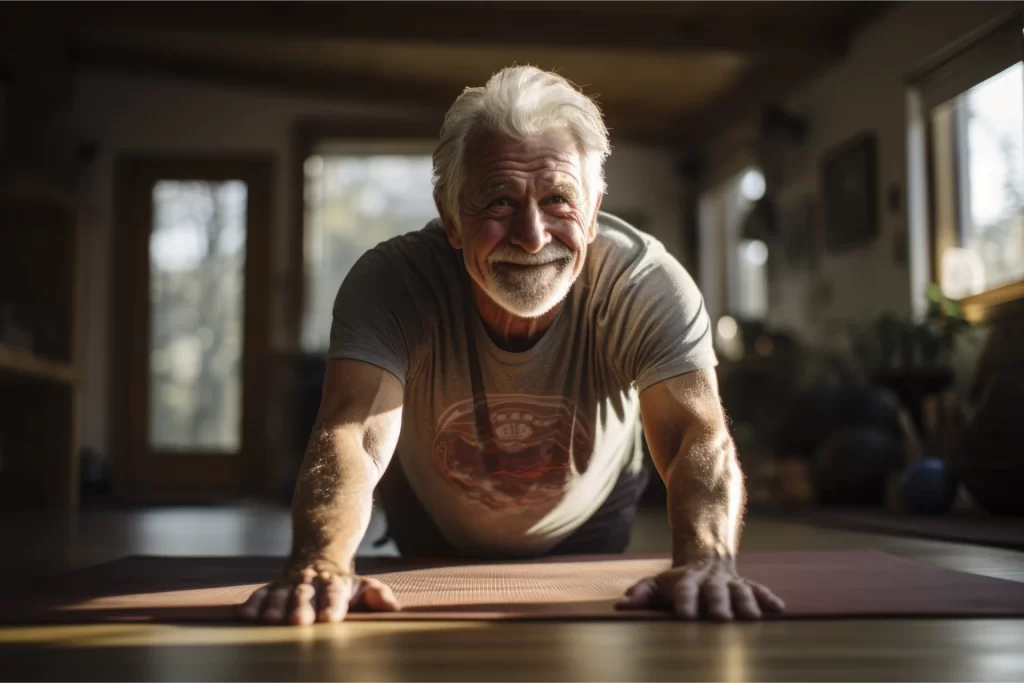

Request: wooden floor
left=2, top=504, right=1023, bottom=682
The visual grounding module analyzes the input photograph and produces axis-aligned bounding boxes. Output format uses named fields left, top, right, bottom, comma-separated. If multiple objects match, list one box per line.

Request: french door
left=111, top=157, right=272, bottom=500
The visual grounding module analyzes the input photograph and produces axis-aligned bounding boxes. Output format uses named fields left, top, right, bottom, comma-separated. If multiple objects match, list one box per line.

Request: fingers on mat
left=729, top=581, right=761, bottom=621
left=262, top=585, right=292, bottom=623
left=360, top=578, right=401, bottom=612
left=751, top=582, right=786, bottom=614
left=672, top=578, right=701, bottom=620
left=702, top=580, right=734, bottom=622
left=289, top=582, right=318, bottom=626
left=615, top=579, right=658, bottom=609
left=238, top=585, right=269, bottom=621
left=319, top=575, right=353, bottom=623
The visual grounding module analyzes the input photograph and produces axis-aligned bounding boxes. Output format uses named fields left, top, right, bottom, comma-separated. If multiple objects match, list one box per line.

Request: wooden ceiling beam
left=671, top=2, right=895, bottom=151
left=46, top=1, right=855, bottom=61
left=72, top=42, right=680, bottom=145
left=672, top=62, right=815, bottom=149
left=74, top=41, right=461, bottom=111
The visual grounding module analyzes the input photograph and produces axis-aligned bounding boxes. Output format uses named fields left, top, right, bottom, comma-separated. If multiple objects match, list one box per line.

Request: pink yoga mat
left=3, top=549, right=1023, bottom=623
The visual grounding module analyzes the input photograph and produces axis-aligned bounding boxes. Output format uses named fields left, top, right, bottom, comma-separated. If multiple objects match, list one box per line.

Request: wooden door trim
left=110, top=154, right=273, bottom=501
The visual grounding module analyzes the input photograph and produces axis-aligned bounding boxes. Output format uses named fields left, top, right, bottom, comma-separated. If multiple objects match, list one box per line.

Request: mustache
left=488, top=243, right=574, bottom=266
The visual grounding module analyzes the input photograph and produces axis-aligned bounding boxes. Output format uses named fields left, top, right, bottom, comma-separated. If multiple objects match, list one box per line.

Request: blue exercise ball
left=899, top=458, right=957, bottom=514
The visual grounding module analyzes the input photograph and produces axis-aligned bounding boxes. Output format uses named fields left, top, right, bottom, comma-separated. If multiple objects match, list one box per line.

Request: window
left=698, top=166, right=771, bottom=331
left=300, top=143, right=437, bottom=352
left=932, top=62, right=1024, bottom=299
left=149, top=180, right=247, bottom=452
left=912, top=13, right=1024, bottom=316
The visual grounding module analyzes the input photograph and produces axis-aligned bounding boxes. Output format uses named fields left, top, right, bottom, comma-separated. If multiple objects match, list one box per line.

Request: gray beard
left=486, top=259, right=572, bottom=317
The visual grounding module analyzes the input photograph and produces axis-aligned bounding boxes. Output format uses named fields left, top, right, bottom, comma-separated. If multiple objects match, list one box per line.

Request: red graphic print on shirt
left=432, top=394, right=593, bottom=510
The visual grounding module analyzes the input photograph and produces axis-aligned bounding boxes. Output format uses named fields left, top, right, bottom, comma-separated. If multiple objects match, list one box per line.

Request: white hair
left=432, top=66, right=611, bottom=225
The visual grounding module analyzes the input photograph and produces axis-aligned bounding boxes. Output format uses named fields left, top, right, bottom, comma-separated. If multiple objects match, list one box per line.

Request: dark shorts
left=374, top=456, right=651, bottom=559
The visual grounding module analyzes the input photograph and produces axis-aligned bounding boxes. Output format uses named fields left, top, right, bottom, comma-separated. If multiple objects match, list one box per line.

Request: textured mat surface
left=3, top=549, right=1024, bottom=623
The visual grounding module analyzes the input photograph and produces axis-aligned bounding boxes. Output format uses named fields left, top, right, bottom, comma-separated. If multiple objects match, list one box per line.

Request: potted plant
left=852, top=284, right=973, bottom=432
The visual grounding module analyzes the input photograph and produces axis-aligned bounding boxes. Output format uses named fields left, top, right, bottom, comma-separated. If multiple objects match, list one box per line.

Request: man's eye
left=549, top=195, right=566, bottom=204
left=490, top=197, right=512, bottom=208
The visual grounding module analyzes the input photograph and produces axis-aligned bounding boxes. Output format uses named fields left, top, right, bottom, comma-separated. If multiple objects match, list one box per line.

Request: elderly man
left=240, top=66, right=784, bottom=625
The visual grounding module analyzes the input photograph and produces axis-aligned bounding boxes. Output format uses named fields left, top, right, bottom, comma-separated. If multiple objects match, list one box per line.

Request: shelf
left=0, top=345, right=78, bottom=385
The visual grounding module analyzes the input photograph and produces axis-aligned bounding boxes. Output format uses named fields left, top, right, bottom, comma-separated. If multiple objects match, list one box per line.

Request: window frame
left=911, top=11, right=1024, bottom=323
left=696, top=164, right=773, bottom=326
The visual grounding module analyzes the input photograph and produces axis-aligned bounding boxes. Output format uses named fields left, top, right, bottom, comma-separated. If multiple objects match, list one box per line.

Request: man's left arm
left=617, top=367, right=785, bottom=621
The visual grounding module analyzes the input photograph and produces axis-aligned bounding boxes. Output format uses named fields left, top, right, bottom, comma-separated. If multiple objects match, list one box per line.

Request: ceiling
left=7, top=1, right=891, bottom=147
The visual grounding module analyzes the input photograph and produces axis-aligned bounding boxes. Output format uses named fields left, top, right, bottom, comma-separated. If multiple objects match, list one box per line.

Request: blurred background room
left=1, top=0, right=1023, bottom=578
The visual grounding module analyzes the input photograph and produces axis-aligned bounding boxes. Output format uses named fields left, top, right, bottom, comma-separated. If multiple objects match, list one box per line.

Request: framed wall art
left=820, top=131, right=879, bottom=251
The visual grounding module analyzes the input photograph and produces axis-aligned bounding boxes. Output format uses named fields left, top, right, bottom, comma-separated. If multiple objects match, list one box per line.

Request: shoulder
left=585, top=212, right=694, bottom=292
left=586, top=214, right=716, bottom=386
left=337, top=218, right=457, bottom=317
left=344, top=219, right=458, bottom=289
left=332, top=219, right=453, bottom=371
left=360, top=219, right=454, bottom=271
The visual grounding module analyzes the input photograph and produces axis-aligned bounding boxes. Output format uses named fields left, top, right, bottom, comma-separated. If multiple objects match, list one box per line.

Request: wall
left=600, top=144, right=687, bottom=259
left=703, top=1, right=1013, bottom=345
left=70, top=68, right=687, bottom=456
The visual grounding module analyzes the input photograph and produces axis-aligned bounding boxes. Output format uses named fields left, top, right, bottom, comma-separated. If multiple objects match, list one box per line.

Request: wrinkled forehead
left=463, top=128, right=585, bottom=187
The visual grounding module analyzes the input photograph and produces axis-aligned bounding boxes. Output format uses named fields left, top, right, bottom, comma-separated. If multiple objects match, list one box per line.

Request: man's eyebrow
left=544, top=182, right=580, bottom=200
left=476, top=179, right=580, bottom=200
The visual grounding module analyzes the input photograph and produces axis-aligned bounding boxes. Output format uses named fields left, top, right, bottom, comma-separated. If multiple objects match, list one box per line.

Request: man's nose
left=509, top=202, right=551, bottom=254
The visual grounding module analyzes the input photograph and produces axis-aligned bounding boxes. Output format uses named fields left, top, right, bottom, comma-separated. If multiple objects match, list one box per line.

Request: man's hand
left=241, top=360, right=404, bottom=626
left=637, top=369, right=783, bottom=621
left=238, top=565, right=400, bottom=625
left=615, top=556, right=784, bottom=621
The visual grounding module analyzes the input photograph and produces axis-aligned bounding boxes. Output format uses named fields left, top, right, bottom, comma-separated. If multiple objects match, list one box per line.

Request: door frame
left=110, top=155, right=273, bottom=501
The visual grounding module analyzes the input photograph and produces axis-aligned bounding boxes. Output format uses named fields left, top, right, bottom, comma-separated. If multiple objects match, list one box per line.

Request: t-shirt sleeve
left=606, top=243, right=718, bottom=392
left=327, top=247, right=422, bottom=387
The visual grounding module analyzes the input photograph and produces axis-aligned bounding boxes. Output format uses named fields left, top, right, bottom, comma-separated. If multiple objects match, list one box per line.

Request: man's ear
left=587, top=193, right=604, bottom=243
left=434, top=192, right=462, bottom=249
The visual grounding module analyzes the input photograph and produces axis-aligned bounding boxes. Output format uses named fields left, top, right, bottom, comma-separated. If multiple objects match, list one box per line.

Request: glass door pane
left=148, top=180, right=247, bottom=452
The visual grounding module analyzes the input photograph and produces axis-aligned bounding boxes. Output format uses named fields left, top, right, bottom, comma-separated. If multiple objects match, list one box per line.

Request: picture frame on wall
left=820, top=131, right=879, bottom=251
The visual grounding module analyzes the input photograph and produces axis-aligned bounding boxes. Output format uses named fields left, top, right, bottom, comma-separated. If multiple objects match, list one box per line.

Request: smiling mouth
left=491, top=258, right=570, bottom=272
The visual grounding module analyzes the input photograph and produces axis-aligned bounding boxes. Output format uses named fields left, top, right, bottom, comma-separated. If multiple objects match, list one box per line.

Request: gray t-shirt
left=328, top=212, right=717, bottom=557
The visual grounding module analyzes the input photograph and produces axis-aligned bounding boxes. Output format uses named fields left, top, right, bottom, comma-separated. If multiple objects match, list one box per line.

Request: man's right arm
left=239, top=358, right=404, bottom=625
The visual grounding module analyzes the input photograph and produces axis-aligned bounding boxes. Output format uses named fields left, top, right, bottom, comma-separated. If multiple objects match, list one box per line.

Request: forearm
left=665, top=427, right=745, bottom=566
left=288, top=423, right=380, bottom=574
